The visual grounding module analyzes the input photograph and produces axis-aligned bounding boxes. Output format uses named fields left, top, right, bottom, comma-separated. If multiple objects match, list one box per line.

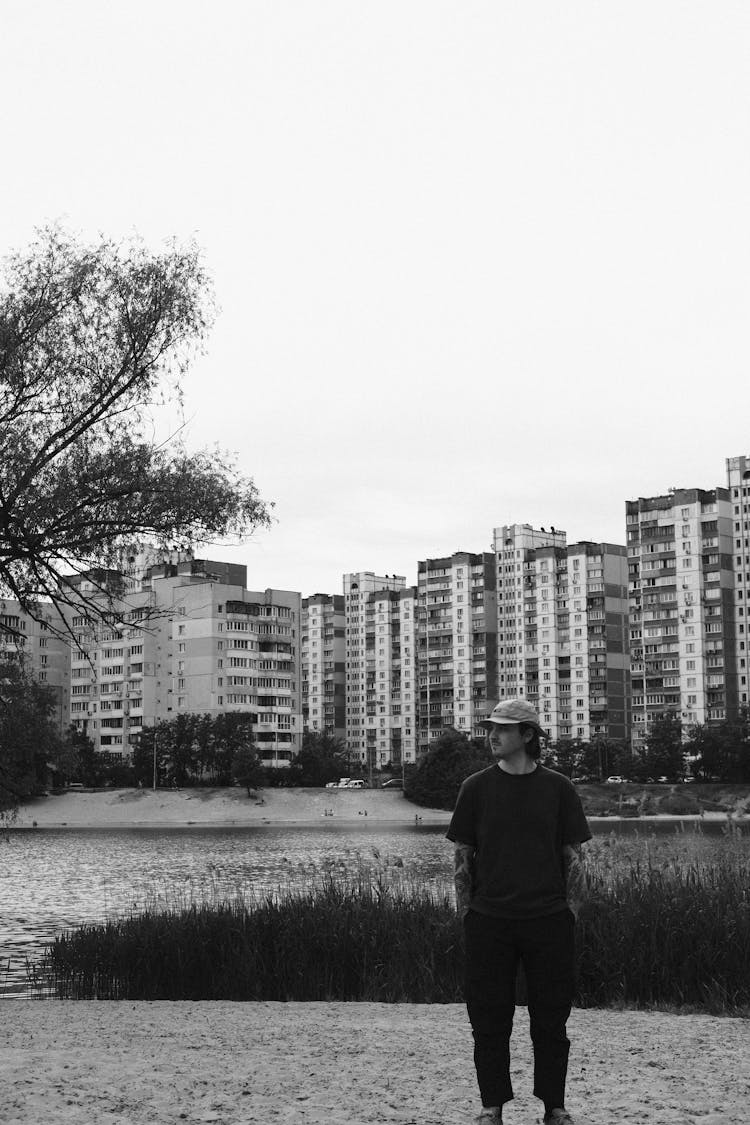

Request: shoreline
left=9, top=787, right=451, bottom=830
left=8, top=786, right=747, bottom=830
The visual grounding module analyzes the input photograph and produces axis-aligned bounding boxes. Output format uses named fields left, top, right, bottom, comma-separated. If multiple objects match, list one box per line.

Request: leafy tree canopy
left=289, top=731, right=350, bottom=787
left=405, top=728, right=491, bottom=810
left=0, top=226, right=272, bottom=641
left=0, top=657, right=66, bottom=811
left=133, top=712, right=261, bottom=789
left=686, top=710, right=750, bottom=783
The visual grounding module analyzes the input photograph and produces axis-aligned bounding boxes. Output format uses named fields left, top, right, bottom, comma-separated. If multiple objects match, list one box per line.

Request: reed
left=29, top=829, right=750, bottom=1013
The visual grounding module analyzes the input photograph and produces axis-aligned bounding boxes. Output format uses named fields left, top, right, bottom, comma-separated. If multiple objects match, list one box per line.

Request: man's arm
left=454, top=842, right=475, bottom=918
left=562, top=842, right=587, bottom=920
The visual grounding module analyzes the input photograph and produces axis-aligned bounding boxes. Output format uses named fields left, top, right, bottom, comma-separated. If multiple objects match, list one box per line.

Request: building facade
left=415, top=552, right=498, bottom=752
left=301, top=593, right=346, bottom=741
left=493, top=525, right=630, bottom=743
left=0, top=598, right=71, bottom=734
left=343, top=572, right=416, bottom=769
left=626, top=488, right=736, bottom=748
left=68, top=556, right=303, bottom=767
left=726, top=455, right=750, bottom=710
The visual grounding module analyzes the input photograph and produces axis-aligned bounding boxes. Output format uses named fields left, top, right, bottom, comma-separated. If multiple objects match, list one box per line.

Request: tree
left=0, top=657, right=65, bottom=811
left=132, top=712, right=260, bottom=788
left=0, top=226, right=272, bottom=643
left=291, top=731, right=348, bottom=787
left=545, top=738, right=584, bottom=778
left=231, top=744, right=264, bottom=794
left=687, top=711, right=750, bottom=782
left=405, top=729, right=491, bottom=811
left=64, top=725, right=99, bottom=786
left=641, top=712, right=684, bottom=781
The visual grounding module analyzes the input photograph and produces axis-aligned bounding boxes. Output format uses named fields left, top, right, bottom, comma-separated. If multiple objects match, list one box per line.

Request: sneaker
left=475, top=1110, right=502, bottom=1123
left=543, top=1111, right=574, bottom=1124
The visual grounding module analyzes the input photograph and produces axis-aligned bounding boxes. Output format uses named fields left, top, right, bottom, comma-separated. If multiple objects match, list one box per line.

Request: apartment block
left=494, top=525, right=629, bottom=742
left=343, top=572, right=415, bottom=768
left=415, top=552, right=497, bottom=752
left=301, top=593, right=346, bottom=741
left=626, top=488, right=736, bottom=748
left=0, top=598, right=71, bottom=734
left=68, top=555, right=303, bottom=767
left=726, top=455, right=750, bottom=709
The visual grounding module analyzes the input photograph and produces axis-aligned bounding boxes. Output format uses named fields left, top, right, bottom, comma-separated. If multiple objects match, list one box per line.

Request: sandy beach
left=1, top=1001, right=747, bottom=1125
left=11, top=786, right=744, bottom=832
left=11, top=787, right=453, bottom=829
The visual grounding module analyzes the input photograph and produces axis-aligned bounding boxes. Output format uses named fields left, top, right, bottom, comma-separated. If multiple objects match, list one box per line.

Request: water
left=1, top=818, right=746, bottom=996
left=0, top=823, right=452, bottom=995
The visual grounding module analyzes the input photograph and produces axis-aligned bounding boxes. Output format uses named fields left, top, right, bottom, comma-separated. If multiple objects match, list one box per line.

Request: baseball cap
left=478, top=698, right=547, bottom=737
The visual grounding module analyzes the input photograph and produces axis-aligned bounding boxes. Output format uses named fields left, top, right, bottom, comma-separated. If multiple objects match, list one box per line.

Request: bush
left=658, top=793, right=701, bottom=816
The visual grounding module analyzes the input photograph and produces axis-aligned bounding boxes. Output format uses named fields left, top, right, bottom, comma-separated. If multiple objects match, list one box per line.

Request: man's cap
left=478, top=698, right=547, bottom=737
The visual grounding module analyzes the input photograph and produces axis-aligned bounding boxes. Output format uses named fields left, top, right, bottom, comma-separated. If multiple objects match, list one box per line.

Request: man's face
left=487, top=722, right=528, bottom=760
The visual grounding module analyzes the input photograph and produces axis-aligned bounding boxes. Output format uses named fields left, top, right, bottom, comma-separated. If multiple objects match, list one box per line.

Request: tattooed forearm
left=563, top=843, right=587, bottom=918
left=454, top=843, right=475, bottom=918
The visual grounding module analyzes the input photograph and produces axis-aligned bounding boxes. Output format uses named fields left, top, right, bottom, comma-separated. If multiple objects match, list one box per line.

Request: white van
left=347, top=779, right=366, bottom=789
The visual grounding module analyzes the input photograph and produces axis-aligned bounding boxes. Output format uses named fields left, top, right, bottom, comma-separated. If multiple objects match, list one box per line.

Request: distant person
left=447, top=699, right=591, bottom=1125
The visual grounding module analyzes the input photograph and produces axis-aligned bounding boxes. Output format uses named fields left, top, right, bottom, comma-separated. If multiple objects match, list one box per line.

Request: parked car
left=381, top=778, right=403, bottom=789
left=347, top=779, right=366, bottom=789
left=606, top=775, right=625, bottom=784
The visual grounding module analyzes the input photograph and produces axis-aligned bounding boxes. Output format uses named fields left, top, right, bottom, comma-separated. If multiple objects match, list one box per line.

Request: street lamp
left=152, top=729, right=158, bottom=791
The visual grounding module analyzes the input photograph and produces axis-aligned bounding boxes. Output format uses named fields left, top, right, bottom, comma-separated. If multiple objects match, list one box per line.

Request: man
left=447, top=698, right=591, bottom=1125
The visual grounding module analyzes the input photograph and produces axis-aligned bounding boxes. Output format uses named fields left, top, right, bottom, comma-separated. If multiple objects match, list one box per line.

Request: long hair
left=519, top=722, right=542, bottom=760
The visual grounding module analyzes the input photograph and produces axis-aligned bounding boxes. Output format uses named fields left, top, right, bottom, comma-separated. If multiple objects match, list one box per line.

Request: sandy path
left=1, top=1002, right=746, bottom=1125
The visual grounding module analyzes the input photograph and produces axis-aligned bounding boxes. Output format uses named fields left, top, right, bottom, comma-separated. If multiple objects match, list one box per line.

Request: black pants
left=464, top=908, right=576, bottom=1109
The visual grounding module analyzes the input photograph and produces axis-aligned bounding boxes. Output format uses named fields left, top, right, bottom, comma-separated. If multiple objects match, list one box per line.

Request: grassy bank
left=575, top=781, right=750, bottom=819
left=29, top=827, right=750, bottom=1013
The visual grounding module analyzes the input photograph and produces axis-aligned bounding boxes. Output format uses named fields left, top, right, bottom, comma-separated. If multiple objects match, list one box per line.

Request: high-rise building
left=626, top=487, right=736, bottom=748
left=0, top=598, right=71, bottom=734
left=343, top=572, right=411, bottom=767
left=301, top=593, right=346, bottom=741
left=495, top=524, right=566, bottom=703
left=415, top=552, right=497, bottom=752
left=493, top=525, right=629, bottom=743
left=726, top=456, right=750, bottom=710
left=68, top=555, right=303, bottom=767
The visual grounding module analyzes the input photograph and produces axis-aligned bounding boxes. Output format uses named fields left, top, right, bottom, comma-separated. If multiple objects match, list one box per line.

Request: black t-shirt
left=446, top=764, right=592, bottom=920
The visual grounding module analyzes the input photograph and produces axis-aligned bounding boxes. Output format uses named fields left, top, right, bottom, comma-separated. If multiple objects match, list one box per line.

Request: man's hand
left=454, top=842, right=475, bottom=918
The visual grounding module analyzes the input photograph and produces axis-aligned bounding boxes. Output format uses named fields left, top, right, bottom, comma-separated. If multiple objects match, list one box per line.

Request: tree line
left=403, top=716, right=750, bottom=812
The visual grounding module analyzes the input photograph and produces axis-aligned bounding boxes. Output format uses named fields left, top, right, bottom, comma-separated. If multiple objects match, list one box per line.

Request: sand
left=11, top=786, right=743, bottom=832
left=11, top=787, right=452, bottom=829
left=1, top=1001, right=747, bottom=1124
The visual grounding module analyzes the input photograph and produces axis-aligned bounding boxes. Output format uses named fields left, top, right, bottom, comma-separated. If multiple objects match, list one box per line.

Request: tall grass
left=29, top=829, right=750, bottom=1013
left=576, top=825, right=750, bottom=1013
left=29, top=867, right=462, bottom=1003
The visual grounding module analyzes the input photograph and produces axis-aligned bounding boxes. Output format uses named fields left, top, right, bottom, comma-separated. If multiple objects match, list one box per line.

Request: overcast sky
left=2, top=2, right=749, bottom=596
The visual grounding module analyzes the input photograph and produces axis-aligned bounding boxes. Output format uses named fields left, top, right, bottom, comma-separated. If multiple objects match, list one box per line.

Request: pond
left=1, top=818, right=746, bottom=997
